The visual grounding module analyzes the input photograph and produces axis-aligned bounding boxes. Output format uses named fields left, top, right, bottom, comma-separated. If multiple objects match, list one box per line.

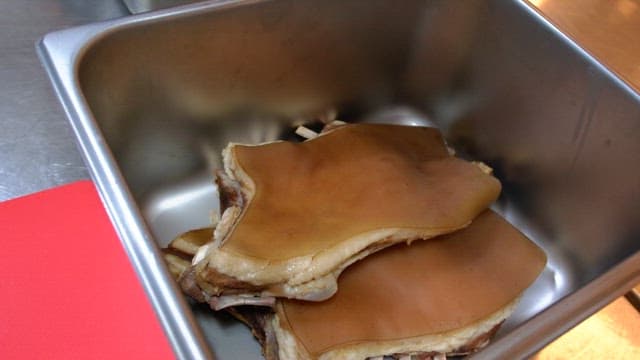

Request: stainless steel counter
left=0, top=0, right=128, bottom=201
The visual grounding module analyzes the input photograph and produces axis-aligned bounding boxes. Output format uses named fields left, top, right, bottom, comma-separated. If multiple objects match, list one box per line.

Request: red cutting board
left=0, top=180, right=174, bottom=359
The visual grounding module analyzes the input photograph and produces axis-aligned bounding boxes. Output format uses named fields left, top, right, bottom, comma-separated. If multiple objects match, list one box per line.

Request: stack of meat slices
left=164, top=123, right=546, bottom=360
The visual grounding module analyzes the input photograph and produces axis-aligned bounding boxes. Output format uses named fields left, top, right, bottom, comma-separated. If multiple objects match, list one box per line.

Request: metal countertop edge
left=36, top=16, right=214, bottom=360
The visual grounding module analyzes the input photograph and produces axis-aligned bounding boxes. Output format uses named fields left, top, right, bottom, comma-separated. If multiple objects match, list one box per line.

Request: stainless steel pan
left=38, top=1, right=640, bottom=358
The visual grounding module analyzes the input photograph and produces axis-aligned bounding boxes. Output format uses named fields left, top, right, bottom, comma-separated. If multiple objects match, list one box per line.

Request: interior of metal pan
left=73, top=0, right=640, bottom=357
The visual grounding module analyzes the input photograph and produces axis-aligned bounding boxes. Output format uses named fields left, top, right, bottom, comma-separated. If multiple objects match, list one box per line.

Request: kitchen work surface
left=0, top=0, right=128, bottom=202
left=528, top=0, right=640, bottom=91
left=532, top=296, right=640, bottom=359
left=0, top=181, right=174, bottom=359
left=1, top=0, right=640, bottom=359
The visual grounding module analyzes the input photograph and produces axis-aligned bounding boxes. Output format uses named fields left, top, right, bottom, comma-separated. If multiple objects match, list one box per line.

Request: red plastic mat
left=0, top=180, right=174, bottom=359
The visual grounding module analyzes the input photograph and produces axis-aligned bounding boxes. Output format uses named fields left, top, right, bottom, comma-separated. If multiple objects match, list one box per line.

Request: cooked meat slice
left=185, top=124, right=502, bottom=303
left=262, top=210, right=546, bottom=359
left=165, top=209, right=546, bottom=359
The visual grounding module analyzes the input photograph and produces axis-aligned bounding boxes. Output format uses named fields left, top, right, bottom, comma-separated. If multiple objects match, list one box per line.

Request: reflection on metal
left=528, top=0, right=549, bottom=7
left=122, top=0, right=204, bottom=13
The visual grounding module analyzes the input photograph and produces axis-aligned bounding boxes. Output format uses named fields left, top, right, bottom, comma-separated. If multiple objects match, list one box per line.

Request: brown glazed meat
left=183, top=124, right=502, bottom=306
left=266, top=210, right=547, bottom=359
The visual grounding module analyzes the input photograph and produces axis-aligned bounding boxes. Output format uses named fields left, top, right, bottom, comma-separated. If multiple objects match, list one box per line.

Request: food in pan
left=173, top=123, right=501, bottom=309
left=167, top=210, right=546, bottom=359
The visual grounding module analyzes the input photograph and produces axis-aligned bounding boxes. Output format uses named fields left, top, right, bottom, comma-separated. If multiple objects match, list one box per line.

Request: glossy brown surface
left=223, top=124, right=501, bottom=260
left=279, top=211, right=546, bottom=355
